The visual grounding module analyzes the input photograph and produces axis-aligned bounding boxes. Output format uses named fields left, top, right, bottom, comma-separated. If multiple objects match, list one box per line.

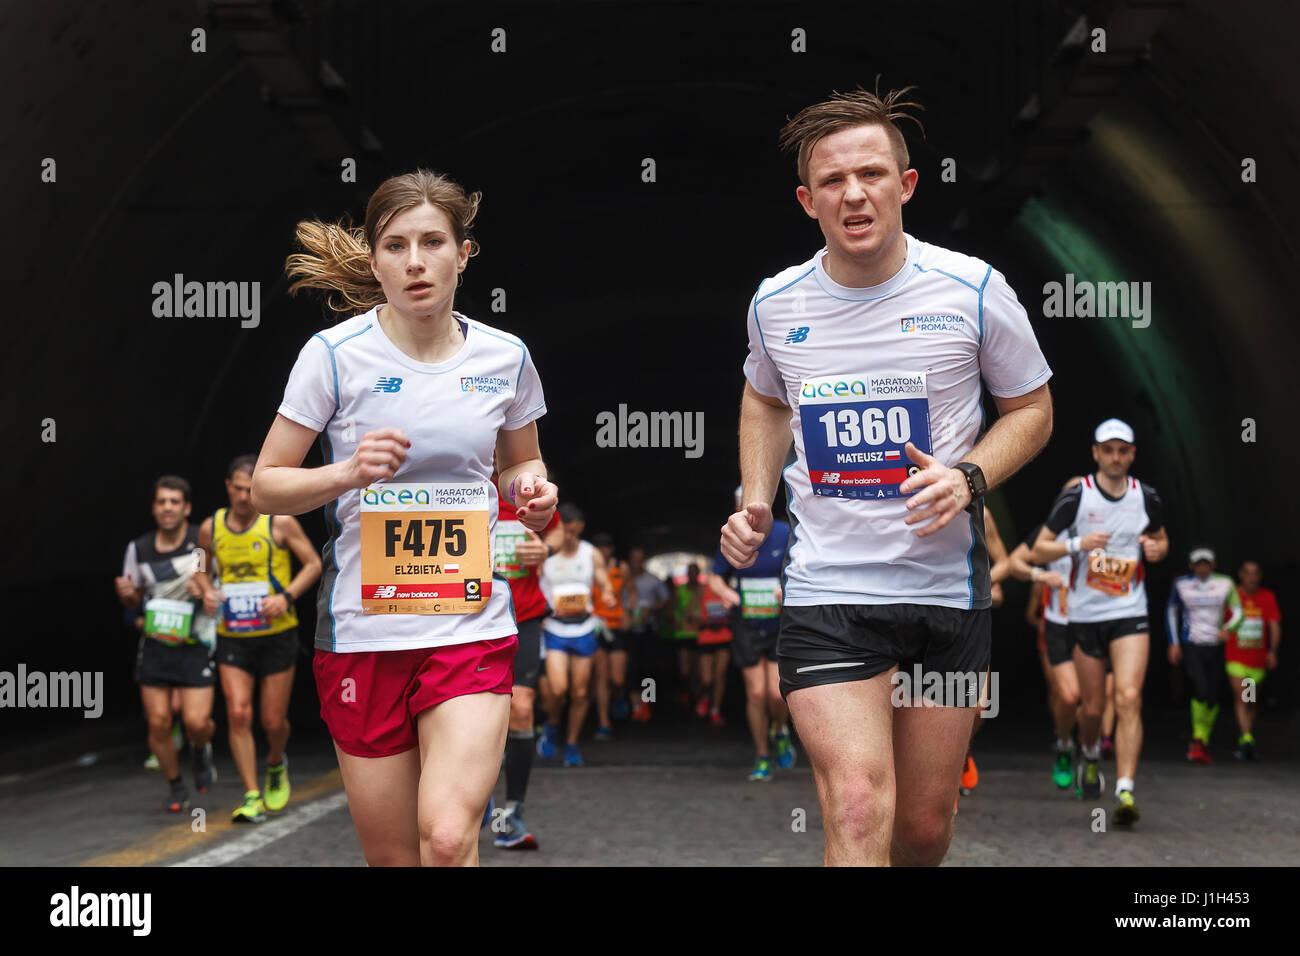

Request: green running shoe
left=772, top=724, right=797, bottom=769
left=232, top=790, right=267, bottom=824
left=1076, top=757, right=1103, bottom=799
left=1114, top=789, right=1140, bottom=825
left=264, top=757, right=290, bottom=812
left=748, top=756, right=772, bottom=781
left=1052, top=745, right=1074, bottom=789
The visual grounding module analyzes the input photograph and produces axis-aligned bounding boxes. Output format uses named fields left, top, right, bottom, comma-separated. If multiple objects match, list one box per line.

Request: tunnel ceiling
left=4, top=0, right=1299, bottom=580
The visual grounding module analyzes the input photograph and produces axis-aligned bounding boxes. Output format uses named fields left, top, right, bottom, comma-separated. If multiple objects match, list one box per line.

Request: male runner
left=537, top=503, right=616, bottom=767
left=1226, top=560, right=1281, bottom=760
left=195, top=455, right=321, bottom=823
left=624, top=547, right=670, bottom=721
left=1011, top=477, right=1084, bottom=787
left=709, top=485, right=794, bottom=780
left=591, top=532, right=630, bottom=738
left=114, top=476, right=218, bottom=811
left=490, top=472, right=563, bottom=847
left=1166, top=548, right=1242, bottom=765
left=695, top=568, right=733, bottom=725
left=722, top=87, right=1053, bottom=865
left=1034, top=419, right=1167, bottom=824
left=671, top=564, right=705, bottom=715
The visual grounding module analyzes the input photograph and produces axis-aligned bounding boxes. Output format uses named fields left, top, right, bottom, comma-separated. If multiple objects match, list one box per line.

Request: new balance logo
left=785, top=327, right=809, bottom=344
left=372, top=377, right=403, bottom=393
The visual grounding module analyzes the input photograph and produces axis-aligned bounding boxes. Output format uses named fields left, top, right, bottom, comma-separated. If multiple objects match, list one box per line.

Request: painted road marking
left=81, top=769, right=343, bottom=867
left=171, top=791, right=349, bottom=866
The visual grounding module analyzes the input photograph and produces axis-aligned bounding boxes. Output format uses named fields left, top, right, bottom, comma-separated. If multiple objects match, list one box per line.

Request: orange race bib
left=551, top=583, right=591, bottom=619
left=1085, top=550, right=1136, bottom=597
left=360, top=482, right=492, bottom=615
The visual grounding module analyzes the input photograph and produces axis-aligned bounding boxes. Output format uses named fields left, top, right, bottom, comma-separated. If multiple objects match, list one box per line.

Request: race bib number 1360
left=799, top=373, right=932, bottom=499
left=360, top=482, right=492, bottom=615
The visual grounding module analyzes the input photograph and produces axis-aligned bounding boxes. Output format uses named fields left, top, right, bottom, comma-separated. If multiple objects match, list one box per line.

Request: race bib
left=740, top=577, right=781, bottom=620
left=1236, top=610, right=1264, bottom=649
left=799, top=373, right=932, bottom=499
left=552, top=583, right=591, bottom=619
left=360, top=482, right=492, bottom=615
left=1085, top=550, right=1137, bottom=596
left=221, top=580, right=270, bottom=632
left=144, top=597, right=194, bottom=644
left=493, top=519, right=530, bottom=579
left=702, top=597, right=730, bottom=622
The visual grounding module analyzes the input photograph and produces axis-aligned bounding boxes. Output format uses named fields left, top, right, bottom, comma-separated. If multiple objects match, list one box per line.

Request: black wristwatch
left=955, top=462, right=987, bottom=512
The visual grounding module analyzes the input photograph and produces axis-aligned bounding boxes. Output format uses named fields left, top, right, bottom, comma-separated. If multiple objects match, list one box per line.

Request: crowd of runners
left=111, top=86, right=1285, bottom=866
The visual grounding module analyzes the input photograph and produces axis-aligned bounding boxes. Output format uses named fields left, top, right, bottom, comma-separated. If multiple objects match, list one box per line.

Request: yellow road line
left=81, top=769, right=344, bottom=867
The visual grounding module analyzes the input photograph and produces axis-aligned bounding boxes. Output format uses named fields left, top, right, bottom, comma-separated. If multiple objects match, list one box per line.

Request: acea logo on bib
left=362, top=486, right=431, bottom=506
left=801, top=379, right=867, bottom=400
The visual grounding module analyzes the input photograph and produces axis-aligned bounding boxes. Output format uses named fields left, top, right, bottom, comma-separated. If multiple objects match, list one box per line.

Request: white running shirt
left=743, top=235, right=1052, bottom=609
left=277, top=304, right=546, bottom=652
left=540, top=541, right=598, bottom=637
left=1043, top=474, right=1163, bottom=624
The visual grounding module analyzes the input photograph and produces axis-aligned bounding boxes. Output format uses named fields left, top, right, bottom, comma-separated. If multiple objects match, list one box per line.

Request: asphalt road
left=3, top=703, right=1297, bottom=867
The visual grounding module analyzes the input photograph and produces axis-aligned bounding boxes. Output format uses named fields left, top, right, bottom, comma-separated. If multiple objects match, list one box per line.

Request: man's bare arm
left=963, top=384, right=1053, bottom=492
left=721, top=383, right=793, bottom=568
left=739, top=382, right=792, bottom=510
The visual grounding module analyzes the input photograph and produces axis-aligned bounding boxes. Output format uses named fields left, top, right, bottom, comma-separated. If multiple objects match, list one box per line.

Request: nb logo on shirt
left=372, top=377, right=403, bottom=393
left=785, top=327, right=809, bottom=344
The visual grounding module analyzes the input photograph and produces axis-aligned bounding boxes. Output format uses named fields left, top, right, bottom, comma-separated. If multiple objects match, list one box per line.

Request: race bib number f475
left=360, top=482, right=492, bottom=615
left=799, top=373, right=932, bottom=499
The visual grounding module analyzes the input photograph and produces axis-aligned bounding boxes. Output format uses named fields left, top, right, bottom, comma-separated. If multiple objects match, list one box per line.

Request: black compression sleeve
left=1043, top=487, right=1082, bottom=535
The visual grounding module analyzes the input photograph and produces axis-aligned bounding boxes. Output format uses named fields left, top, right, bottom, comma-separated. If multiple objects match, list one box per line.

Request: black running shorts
left=1070, top=616, right=1148, bottom=660
left=777, top=603, right=991, bottom=700
left=216, top=629, right=300, bottom=678
left=512, top=616, right=543, bottom=690
left=135, top=637, right=216, bottom=688
left=1043, top=620, right=1075, bottom=666
left=732, top=621, right=779, bottom=670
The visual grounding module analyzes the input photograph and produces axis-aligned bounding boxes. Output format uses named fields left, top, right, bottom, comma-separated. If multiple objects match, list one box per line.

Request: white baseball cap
left=1094, top=418, right=1135, bottom=444
left=1189, top=548, right=1215, bottom=564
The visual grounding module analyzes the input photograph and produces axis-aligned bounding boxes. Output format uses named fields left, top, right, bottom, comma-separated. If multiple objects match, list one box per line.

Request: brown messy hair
left=285, top=169, right=482, bottom=316
left=778, top=83, right=925, bottom=187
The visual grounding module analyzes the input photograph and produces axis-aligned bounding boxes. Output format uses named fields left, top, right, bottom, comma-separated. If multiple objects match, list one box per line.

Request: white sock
left=1056, top=738, right=1073, bottom=751
left=1116, top=777, right=1135, bottom=796
left=1081, top=741, right=1101, bottom=761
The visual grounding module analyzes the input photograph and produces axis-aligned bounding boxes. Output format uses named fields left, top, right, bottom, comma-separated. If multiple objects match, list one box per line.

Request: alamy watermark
left=595, top=405, right=704, bottom=459
left=1042, top=274, right=1150, bottom=329
left=890, top=665, right=999, bottom=718
left=152, top=274, right=260, bottom=328
left=49, top=886, right=150, bottom=936
left=1, top=664, right=102, bottom=718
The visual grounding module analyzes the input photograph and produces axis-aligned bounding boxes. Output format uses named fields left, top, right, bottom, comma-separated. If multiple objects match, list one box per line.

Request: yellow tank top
left=213, top=509, right=298, bottom=637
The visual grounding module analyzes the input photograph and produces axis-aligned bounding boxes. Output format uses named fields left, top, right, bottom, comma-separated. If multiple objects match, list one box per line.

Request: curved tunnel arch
left=4, top=1, right=1298, bottom=713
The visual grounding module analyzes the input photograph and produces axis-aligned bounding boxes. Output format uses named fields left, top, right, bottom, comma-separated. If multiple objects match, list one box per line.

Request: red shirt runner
left=491, top=477, right=560, bottom=624
left=1225, top=587, right=1280, bottom=669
